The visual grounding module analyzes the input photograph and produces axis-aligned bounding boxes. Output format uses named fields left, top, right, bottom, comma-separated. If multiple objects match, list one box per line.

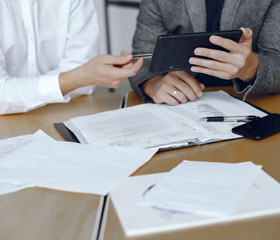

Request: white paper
left=0, top=130, right=53, bottom=194
left=140, top=161, right=262, bottom=217
left=155, top=91, right=267, bottom=142
left=0, top=130, right=53, bottom=161
left=110, top=171, right=280, bottom=237
left=65, top=91, right=266, bottom=149
left=0, top=132, right=157, bottom=196
left=65, top=104, right=199, bottom=148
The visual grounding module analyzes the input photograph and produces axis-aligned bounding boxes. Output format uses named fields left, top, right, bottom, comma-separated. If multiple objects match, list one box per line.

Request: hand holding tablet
left=145, top=30, right=243, bottom=74
left=139, top=28, right=259, bottom=106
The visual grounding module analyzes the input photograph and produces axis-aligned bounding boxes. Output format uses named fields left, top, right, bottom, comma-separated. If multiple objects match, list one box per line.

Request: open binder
left=55, top=91, right=267, bottom=151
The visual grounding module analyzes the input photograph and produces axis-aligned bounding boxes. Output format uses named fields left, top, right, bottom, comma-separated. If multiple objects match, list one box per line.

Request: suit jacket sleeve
left=233, top=0, right=280, bottom=99
left=129, top=0, right=167, bottom=102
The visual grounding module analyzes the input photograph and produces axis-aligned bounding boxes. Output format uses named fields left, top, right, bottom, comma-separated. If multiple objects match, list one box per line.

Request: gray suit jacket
left=129, top=0, right=280, bottom=102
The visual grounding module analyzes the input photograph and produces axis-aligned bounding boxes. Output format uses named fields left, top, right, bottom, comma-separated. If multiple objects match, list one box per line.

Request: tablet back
left=149, top=30, right=242, bottom=74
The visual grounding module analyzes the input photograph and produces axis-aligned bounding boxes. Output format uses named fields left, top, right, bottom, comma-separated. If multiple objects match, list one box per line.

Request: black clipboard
left=54, top=123, right=80, bottom=143
left=149, top=30, right=242, bottom=74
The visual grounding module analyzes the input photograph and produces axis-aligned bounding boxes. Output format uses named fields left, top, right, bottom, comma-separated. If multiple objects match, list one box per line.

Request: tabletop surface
left=0, top=93, right=122, bottom=141
left=0, top=92, right=123, bottom=240
left=103, top=87, right=280, bottom=240
left=1, top=89, right=280, bottom=240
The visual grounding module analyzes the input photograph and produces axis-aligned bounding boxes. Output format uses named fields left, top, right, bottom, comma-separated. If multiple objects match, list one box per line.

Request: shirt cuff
left=38, top=74, right=70, bottom=103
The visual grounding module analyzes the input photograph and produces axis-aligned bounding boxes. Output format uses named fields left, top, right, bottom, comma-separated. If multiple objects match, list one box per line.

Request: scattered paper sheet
left=0, top=131, right=157, bottom=196
left=0, top=130, right=54, bottom=161
left=140, top=161, right=262, bottom=217
left=110, top=171, right=280, bottom=237
left=64, top=91, right=267, bottom=149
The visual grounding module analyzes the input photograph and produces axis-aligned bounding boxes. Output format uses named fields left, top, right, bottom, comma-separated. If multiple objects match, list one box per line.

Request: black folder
left=54, top=123, right=80, bottom=143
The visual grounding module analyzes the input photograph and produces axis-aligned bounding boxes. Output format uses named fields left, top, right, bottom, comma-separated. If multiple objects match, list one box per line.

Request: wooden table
left=0, top=93, right=122, bottom=240
left=103, top=87, right=280, bottom=240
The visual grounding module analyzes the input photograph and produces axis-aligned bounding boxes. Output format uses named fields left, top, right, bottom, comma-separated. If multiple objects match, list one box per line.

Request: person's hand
left=143, top=71, right=205, bottom=105
left=189, top=28, right=258, bottom=82
left=59, top=51, right=143, bottom=95
left=80, top=51, right=144, bottom=88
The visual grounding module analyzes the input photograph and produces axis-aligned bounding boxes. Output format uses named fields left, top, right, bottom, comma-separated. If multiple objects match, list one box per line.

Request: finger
left=121, top=50, right=131, bottom=57
left=100, top=54, right=133, bottom=65
left=168, top=89, right=188, bottom=103
left=109, top=78, right=126, bottom=88
left=120, top=51, right=134, bottom=68
left=166, top=73, right=198, bottom=101
left=110, top=58, right=143, bottom=79
left=157, top=93, right=180, bottom=106
left=122, top=62, right=134, bottom=69
left=239, top=27, right=253, bottom=47
left=191, top=66, right=232, bottom=80
left=173, top=71, right=203, bottom=97
left=240, top=27, right=252, bottom=41
left=193, top=48, right=233, bottom=64
left=189, top=57, right=235, bottom=73
left=128, top=57, right=144, bottom=74
left=209, top=35, right=241, bottom=53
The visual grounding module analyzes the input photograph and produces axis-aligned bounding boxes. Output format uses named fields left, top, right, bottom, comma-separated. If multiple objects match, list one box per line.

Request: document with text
left=0, top=131, right=157, bottom=196
left=64, top=91, right=267, bottom=150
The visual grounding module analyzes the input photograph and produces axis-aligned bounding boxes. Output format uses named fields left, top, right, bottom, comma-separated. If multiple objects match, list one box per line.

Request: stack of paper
left=140, top=161, right=262, bottom=217
left=0, top=131, right=157, bottom=196
left=109, top=168, right=280, bottom=238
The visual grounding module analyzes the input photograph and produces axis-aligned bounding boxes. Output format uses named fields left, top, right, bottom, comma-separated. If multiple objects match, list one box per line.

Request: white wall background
left=94, top=0, right=107, bottom=54
left=94, top=0, right=140, bottom=55
left=93, top=0, right=141, bottom=93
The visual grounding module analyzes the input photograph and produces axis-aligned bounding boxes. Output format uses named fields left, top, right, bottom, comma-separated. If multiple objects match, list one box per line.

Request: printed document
left=0, top=131, right=156, bottom=196
left=0, top=130, right=53, bottom=161
left=140, top=161, right=262, bottom=217
left=64, top=91, right=266, bottom=149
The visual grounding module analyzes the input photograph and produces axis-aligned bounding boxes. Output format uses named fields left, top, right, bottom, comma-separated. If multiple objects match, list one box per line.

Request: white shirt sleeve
left=0, top=0, right=99, bottom=115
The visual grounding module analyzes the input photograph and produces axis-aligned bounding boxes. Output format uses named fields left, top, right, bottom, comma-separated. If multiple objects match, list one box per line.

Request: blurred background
left=94, top=0, right=142, bottom=93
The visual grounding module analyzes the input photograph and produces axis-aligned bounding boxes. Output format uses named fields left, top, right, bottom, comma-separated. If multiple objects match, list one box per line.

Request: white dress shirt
left=0, top=0, right=99, bottom=114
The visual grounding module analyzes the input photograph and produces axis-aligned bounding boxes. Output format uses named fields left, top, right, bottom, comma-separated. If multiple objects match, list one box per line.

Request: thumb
left=101, top=53, right=132, bottom=65
left=121, top=50, right=131, bottom=57
left=240, top=27, right=253, bottom=46
left=121, top=51, right=134, bottom=68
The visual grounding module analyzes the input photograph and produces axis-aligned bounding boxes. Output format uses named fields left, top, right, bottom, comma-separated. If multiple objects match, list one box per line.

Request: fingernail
left=194, top=48, right=200, bottom=55
left=210, top=35, right=218, bottom=42
left=190, top=67, right=196, bottom=72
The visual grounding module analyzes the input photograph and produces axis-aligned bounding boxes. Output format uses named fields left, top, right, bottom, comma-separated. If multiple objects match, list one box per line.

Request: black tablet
left=149, top=30, right=243, bottom=74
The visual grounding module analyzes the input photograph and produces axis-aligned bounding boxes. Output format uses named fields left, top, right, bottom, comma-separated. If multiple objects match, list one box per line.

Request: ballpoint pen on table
left=200, top=115, right=260, bottom=122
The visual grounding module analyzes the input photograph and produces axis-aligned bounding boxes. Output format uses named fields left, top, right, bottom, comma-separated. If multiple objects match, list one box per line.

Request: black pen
left=200, top=115, right=260, bottom=122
